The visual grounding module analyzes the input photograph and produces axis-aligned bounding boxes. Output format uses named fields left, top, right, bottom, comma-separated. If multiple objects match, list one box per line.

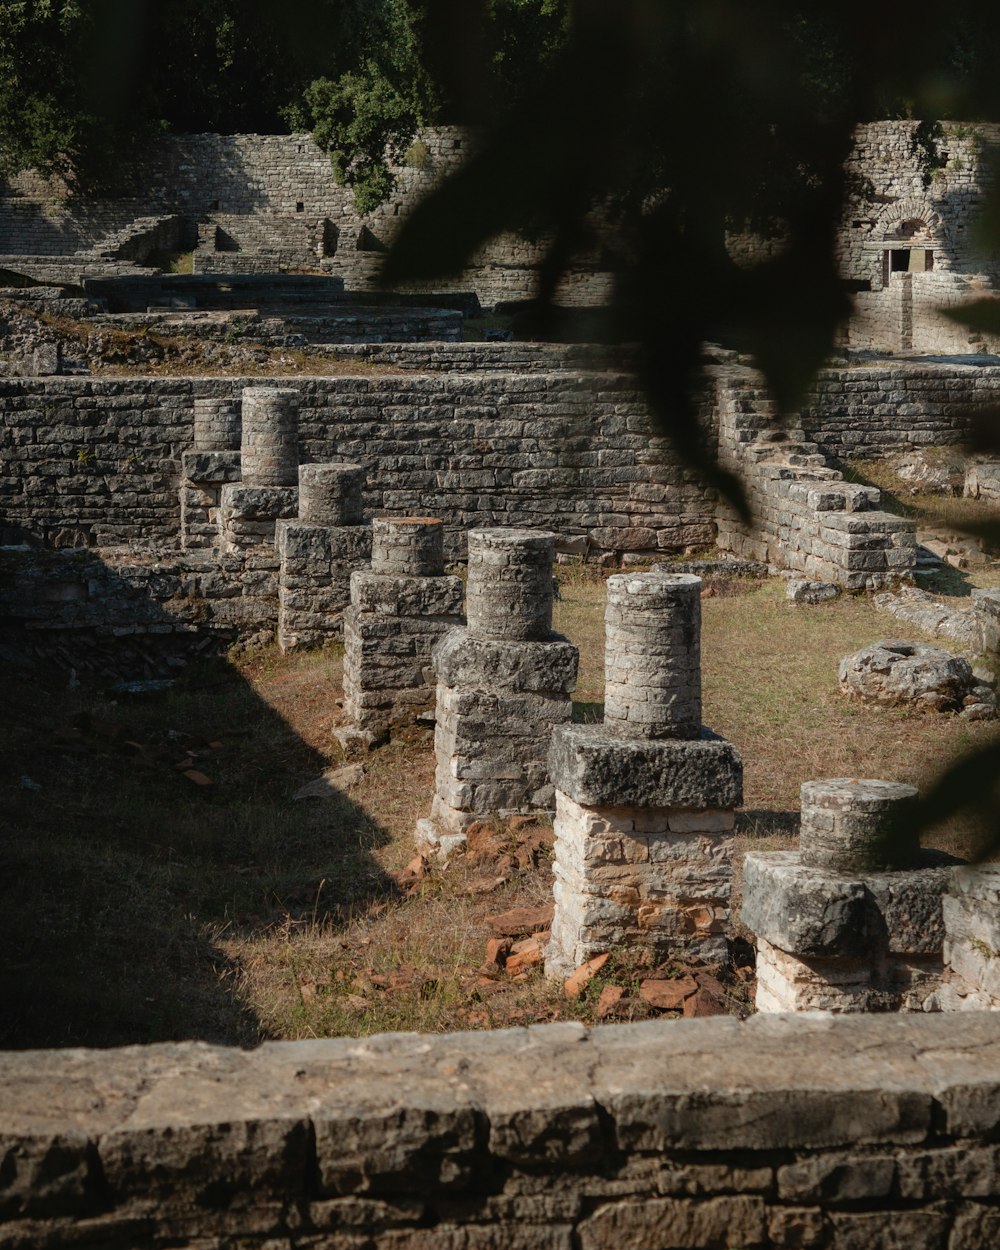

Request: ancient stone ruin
left=415, top=528, right=578, bottom=856
left=277, top=463, right=371, bottom=652
left=838, top=638, right=997, bottom=719
left=744, top=779, right=958, bottom=1012
left=338, top=516, right=464, bottom=747
left=546, top=572, right=743, bottom=976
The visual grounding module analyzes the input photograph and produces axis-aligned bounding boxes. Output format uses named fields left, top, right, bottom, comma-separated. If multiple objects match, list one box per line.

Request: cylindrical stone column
left=799, top=778, right=919, bottom=873
left=299, top=463, right=364, bottom=526
left=240, top=387, right=300, bottom=486
left=466, top=528, right=556, bottom=642
left=371, top=516, right=445, bottom=576
left=193, top=396, right=240, bottom=451
left=603, top=572, right=702, bottom=740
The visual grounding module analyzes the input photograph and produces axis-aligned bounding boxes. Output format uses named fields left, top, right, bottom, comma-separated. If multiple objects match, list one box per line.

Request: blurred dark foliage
left=383, top=0, right=1000, bottom=854
left=0, top=0, right=997, bottom=852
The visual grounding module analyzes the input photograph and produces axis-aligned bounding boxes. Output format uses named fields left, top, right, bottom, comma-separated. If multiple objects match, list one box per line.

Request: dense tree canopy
left=0, top=0, right=570, bottom=204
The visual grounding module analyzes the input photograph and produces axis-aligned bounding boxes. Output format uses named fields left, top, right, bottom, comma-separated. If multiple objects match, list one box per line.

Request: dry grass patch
left=3, top=566, right=996, bottom=1047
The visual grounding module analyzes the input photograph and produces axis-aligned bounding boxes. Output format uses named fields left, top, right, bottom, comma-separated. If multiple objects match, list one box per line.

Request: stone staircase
left=715, top=370, right=917, bottom=588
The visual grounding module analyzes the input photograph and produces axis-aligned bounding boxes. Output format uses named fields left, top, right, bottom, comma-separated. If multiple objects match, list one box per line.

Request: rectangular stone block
left=549, top=725, right=743, bottom=810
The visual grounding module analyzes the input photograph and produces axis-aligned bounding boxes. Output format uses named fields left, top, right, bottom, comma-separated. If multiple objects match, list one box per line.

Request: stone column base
left=340, top=572, right=464, bottom=741
left=545, top=725, right=743, bottom=976
left=415, top=629, right=578, bottom=856
left=220, top=485, right=298, bottom=556
left=180, top=451, right=241, bottom=551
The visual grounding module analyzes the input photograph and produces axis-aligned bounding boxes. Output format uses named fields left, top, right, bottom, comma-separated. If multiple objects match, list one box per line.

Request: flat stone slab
left=550, top=724, right=743, bottom=810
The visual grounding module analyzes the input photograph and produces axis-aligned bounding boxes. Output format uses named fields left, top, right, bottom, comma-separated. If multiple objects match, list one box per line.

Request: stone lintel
left=549, top=724, right=742, bottom=810
left=182, top=450, right=241, bottom=483
left=742, top=851, right=959, bottom=958
left=351, top=571, right=465, bottom=619
left=433, top=628, right=579, bottom=695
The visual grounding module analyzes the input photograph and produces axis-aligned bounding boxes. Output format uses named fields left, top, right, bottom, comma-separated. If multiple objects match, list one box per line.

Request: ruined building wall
left=0, top=130, right=613, bottom=306
left=4, top=1014, right=1000, bottom=1250
left=0, top=371, right=716, bottom=556
left=0, top=360, right=990, bottom=555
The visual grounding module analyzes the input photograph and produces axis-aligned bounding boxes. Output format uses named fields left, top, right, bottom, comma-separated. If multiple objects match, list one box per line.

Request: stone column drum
left=546, top=573, right=743, bottom=977
left=338, top=517, right=464, bottom=748
left=180, top=394, right=242, bottom=550
left=220, top=387, right=302, bottom=557
left=193, top=396, right=241, bottom=453
left=742, top=779, right=959, bottom=1013
left=276, top=463, right=372, bottom=652
left=415, top=528, right=578, bottom=856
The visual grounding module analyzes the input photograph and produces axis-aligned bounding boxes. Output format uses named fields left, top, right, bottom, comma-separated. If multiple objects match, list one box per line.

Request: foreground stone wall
left=3, top=1014, right=1000, bottom=1249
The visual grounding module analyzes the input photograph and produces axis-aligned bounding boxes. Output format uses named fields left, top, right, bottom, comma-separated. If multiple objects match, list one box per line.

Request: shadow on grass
left=0, top=649, right=396, bottom=1050
left=736, top=809, right=800, bottom=841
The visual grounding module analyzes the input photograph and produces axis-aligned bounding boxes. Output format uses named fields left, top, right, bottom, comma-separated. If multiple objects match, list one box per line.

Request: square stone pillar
left=276, top=463, right=371, bottom=652
left=415, top=528, right=578, bottom=857
left=742, top=779, right=958, bottom=1012
left=338, top=517, right=464, bottom=747
left=545, top=573, right=743, bottom=976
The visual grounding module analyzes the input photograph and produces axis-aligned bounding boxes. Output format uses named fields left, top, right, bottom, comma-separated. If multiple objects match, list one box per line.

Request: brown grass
left=2, top=568, right=996, bottom=1048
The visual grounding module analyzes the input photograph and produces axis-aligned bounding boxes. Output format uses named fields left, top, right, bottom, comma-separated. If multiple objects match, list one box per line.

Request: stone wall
left=3, top=1014, right=1000, bottom=1249
left=714, top=367, right=917, bottom=588
left=0, top=129, right=614, bottom=308
left=0, top=372, right=716, bottom=558
left=800, top=362, right=997, bottom=458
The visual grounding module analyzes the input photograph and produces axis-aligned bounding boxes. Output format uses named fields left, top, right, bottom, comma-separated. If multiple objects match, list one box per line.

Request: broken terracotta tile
left=563, top=952, right=609, bottom=999
left=639, top=975, right=697, bottom=1011
left=486, top=903, right=554, bottom=937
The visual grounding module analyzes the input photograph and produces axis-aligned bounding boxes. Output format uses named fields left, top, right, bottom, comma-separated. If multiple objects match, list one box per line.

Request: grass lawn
left=2, top=567, right=997, bottom=1049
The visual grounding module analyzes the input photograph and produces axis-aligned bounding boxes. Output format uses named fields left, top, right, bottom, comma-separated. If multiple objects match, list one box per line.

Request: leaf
left=942, top=298, right=1000, bottom=336
left=909, top=738, right=1000, bottom=861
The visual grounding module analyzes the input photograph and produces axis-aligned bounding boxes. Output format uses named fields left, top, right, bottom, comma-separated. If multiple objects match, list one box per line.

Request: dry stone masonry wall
left=715, top=369, right=917, bottom=588
left=546, top=573, right=743, bottom=976
left=6, top=1014, right=1000, bottom=1250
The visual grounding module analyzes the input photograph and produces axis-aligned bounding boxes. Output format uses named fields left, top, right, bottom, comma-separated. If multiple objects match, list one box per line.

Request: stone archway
left=874, top=198, right=943, bottom=280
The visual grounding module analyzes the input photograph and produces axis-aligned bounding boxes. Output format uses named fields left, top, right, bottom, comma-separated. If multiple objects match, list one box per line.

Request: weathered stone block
left=433, top=629, right=578, bottom=695
left=181, top=450, right=241, bottom=484
left=549, top=725, right=743, bottom=811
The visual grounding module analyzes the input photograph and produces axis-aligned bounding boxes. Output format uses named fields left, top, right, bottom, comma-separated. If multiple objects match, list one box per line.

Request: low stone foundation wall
left=3, top=1014, right=1000, bottom=1249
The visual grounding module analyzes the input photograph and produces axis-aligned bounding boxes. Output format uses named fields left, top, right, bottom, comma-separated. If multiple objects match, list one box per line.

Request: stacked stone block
left=415, top=528, right=577, bottom=856
left=219, top=387, right=300, bottom=556
left=338, top=517, right=464, bottom=745
left=275, top=463, right=372, bottom=652
left=715, top=373, right=917, bottom=589
left=743, top=779, right=958, bottom=1012
left=940, top=865, right=1000, bottom=1010
left=180, top=396, right=241, bottom=550
left=546, top=573, right=743, bottom=976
